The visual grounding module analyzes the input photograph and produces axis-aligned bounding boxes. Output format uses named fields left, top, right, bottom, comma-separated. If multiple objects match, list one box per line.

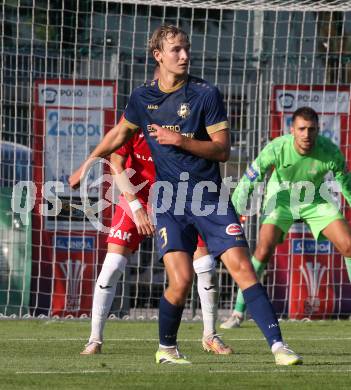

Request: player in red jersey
left=81, top=123, right=233, bottom=356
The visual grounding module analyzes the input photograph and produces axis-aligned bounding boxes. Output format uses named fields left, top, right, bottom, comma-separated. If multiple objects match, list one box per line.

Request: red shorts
left=106, top=196, right=147, bottom=252
left=106, top=196, right=207, bottom=252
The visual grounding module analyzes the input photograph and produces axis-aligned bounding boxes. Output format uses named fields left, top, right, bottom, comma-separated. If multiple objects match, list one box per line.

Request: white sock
left=271, top=341, right=284, bottom=353
left=159, top=344, right=177, bottom=349
left=89, top=253, right=128, bottom=343
left=193, top=254, right=218, bottom=337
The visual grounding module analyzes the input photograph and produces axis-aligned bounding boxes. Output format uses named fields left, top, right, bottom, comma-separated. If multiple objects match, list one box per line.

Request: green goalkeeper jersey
left=232, top=134, right=351, bottom=212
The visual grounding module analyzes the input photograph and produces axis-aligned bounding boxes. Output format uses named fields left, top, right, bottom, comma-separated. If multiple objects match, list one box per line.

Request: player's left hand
left=149, top=123, right=182, bottom=147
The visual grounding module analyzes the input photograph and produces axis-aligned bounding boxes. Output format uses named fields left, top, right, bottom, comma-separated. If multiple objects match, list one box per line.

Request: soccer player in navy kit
left=80, top=122, right=233, bottom=356
left=70, top=24, right=301, bottom=365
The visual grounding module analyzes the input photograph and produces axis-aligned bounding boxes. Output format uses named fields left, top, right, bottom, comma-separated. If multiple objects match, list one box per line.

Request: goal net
left=1, top=0, right=350, bottom=319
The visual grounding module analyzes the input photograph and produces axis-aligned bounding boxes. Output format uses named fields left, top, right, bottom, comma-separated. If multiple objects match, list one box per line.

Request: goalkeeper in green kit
left=221, top=106, right=351, bottom=329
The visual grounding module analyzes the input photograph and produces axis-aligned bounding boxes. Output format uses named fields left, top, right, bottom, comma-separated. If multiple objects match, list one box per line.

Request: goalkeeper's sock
left=243, top=282, right=282, bottom=348
left=159, top=295, right=184, bottom=347
left=234, top=256, right=267, bottom=314
left=193, top=254, right=218, bottom=337
left=344, top=257, right=351, bottom=282
left=89, top=253, right=128, bottom=343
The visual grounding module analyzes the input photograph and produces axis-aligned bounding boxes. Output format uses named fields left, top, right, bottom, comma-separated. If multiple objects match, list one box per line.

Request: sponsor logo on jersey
left=147, top=124, right=181, bottom=133
left=177, top=103, right=191, bottom=119
left=245, top=165, right=259, bottom=182
left=147, top=104, right=159, bottom=110
left=225, top=223, right=243, bottom=236
left=162, top=124, right=181, bottom=132
left=181, top=132, right=195, bottom=138
left=147, top=124, right=156, bottom=133
left=135, top=153, right=153, bottom=162
left=109, top=228, right=132, bottom=242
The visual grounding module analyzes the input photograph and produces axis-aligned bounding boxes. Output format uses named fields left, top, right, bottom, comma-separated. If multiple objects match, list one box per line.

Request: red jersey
left=115, top=128, right=155, bottom=201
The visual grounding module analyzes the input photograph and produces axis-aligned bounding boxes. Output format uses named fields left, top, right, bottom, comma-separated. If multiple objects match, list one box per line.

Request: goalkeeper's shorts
left=261, top=201, right=344, bottom=242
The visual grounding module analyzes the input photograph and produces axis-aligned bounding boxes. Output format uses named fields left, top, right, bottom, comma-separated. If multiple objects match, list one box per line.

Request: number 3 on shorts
left=158, top=227, right=168, bottom=249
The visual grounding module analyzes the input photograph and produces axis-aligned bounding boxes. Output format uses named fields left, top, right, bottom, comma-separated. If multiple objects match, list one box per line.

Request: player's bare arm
left=69, top=121, right=137, bottom=189
left=110, top=153, right=138, bottom=203
left=110, top=153, right=154, bottom=236
left=149, top=123, right=230, bottom=162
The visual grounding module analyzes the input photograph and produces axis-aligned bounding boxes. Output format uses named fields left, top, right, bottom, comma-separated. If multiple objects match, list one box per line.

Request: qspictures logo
left=10, top=159, right=343, bottom=233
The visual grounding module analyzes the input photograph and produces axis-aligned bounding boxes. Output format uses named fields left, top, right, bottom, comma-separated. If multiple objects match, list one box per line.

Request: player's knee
left=239, top=258, right=256, bottom=275
left=97, top=253, right=128, bottom=286
left=168, top=277, right=192, bottom=301
left=232, top=258, right=258, bottom=287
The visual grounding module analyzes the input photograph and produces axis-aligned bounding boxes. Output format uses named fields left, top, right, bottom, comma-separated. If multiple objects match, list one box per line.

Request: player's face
left=154, top=34, right=190, bottom=77
left=291, top=116, right=319, bottom=155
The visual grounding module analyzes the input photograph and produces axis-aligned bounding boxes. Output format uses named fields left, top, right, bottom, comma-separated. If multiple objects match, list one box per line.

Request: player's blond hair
left=149, top=24, right=189, bottom=55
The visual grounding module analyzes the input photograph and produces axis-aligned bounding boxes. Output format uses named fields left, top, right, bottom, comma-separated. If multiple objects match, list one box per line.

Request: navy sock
left=242, top=283, right=282, bottom=348
left=159, top=295, right=184, bottom=347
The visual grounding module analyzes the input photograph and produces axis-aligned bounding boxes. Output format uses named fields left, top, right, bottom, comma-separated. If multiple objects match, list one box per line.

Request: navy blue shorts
left=155, top=200, right=248, bottom=259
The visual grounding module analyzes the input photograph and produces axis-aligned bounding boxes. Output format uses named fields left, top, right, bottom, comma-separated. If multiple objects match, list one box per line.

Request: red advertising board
left=270, top=85, right=351, bottom=318
left=273, top=234, right=342, bottom=319
left=32, top=80, right=117, bottom=316
left=51, top=234, right=96, bottom=317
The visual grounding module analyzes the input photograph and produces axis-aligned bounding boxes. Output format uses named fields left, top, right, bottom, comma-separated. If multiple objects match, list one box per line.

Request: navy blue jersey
left=123, top=75, right=229, bottom=201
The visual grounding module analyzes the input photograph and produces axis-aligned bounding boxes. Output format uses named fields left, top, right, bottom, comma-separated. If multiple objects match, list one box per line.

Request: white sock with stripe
left=193, top=254, right=218, bottom=337
left=89, top=253, right=128, bottom=343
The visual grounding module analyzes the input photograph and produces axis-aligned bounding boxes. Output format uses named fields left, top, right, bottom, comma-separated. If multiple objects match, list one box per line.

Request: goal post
left=0, top=0, right=350, bottom=319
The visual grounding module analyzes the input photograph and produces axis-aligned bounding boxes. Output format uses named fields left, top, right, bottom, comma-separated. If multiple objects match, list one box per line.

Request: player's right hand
left=133, top=207, right=155, bottom=237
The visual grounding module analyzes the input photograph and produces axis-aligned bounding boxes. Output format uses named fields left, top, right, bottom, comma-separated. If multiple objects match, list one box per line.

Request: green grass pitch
left=0, top=320, right=350, bottom=389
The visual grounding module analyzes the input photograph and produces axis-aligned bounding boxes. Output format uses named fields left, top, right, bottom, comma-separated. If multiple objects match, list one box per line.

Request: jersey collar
left=158, top=76, right=187, bottom=93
